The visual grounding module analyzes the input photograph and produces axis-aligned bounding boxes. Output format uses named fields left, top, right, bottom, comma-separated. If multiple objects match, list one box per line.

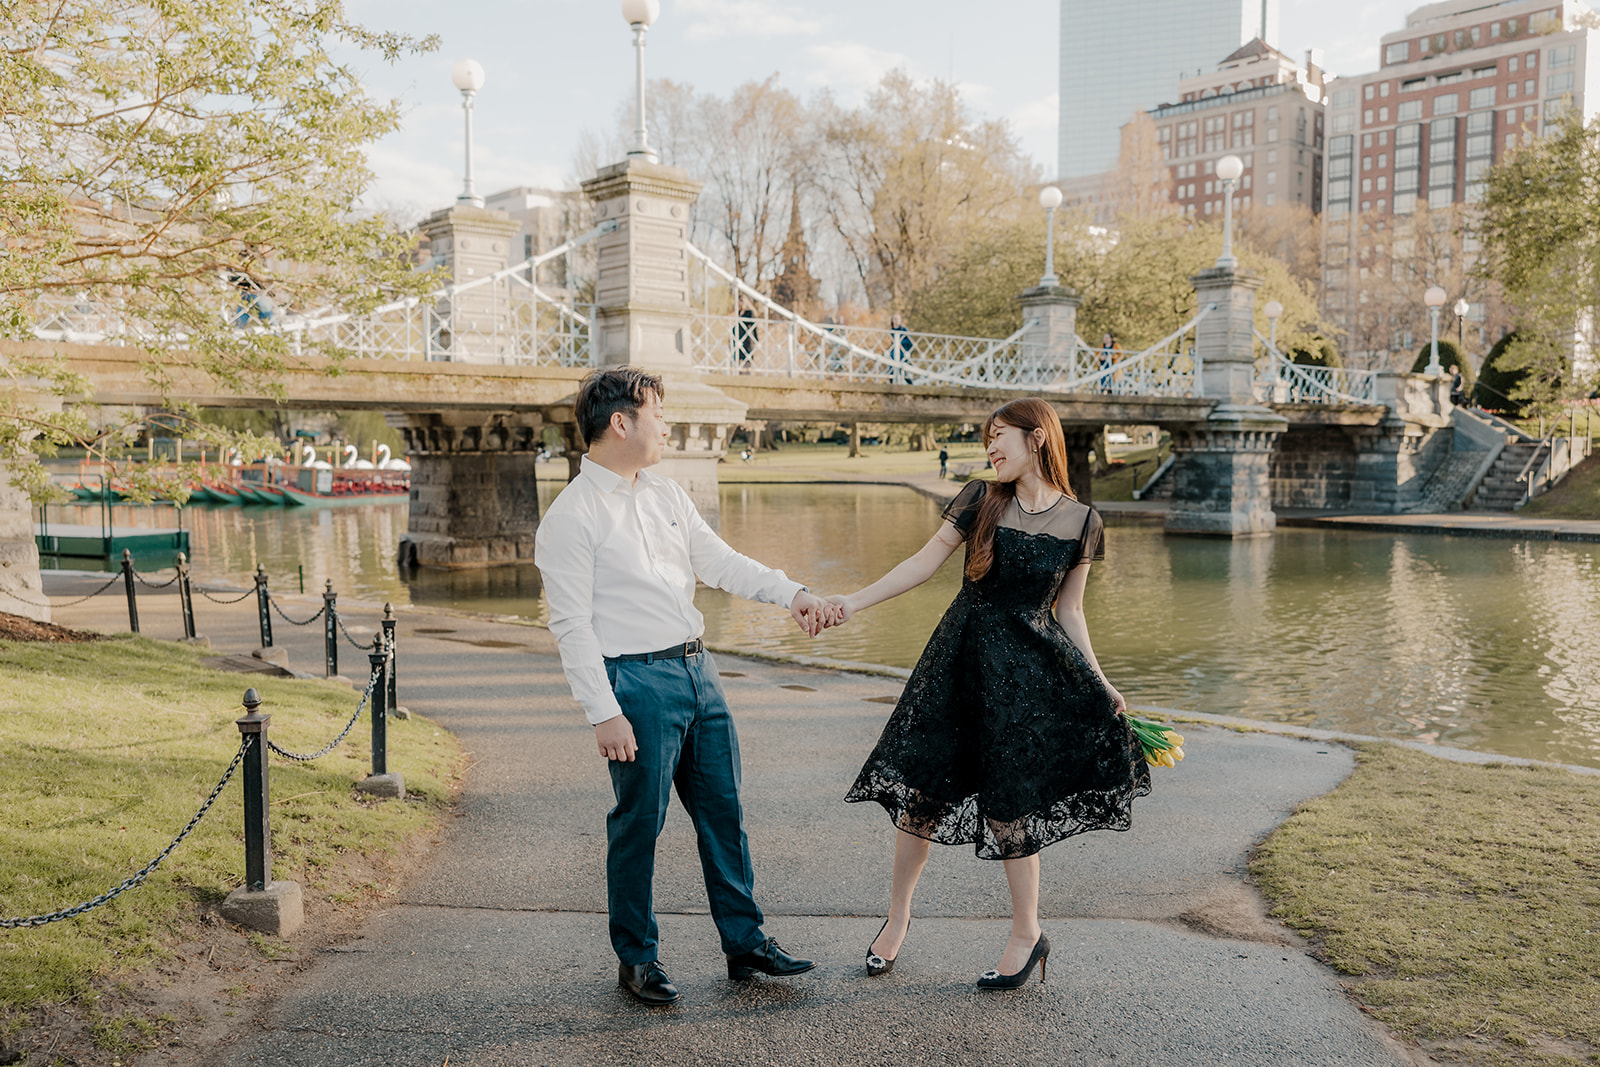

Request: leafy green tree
left=905, top=209, right=1328, bottom=355
left=1290, top=337, right=1343, bottom=368
left=1477, top=111, right=1600, bottom=415
left=1, top=0, right=439, bottom=501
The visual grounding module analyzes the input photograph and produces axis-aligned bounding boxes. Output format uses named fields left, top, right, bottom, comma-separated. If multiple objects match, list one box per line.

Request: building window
left=1492, top=21, right=1501, bottom=37
left=1379, top=106, right=1390, bottom=122
left=1267, top=106, right=1279, bottom=121
left=1380, top=82, right=1391, bottom=97
left=1386, top=41, right=1410, bottom=64
left=1473, top=65, right=1496, bottom=78
left=1394, top=193, right=1415, bottom=214
left=1527, top=51, right=1537, bottom=67
left=1332, top=88, right=1355, bottom=109
left=1505, top=132, right=1518, bottom=150
left=1362, top=177, right=1372, bottom=193
left=1524, top=104, right=1537, bottom=121
left=1365, top=84, right=1375, bottom=100
left=1398, top=100, right=1422, bottom=121
left=1471, top=26, right=1481, bottom=43
left=1549, top=44, right=1575, bottom=68
left=1362, top=155, right=1372, bottom=171
left=1266, top=193, right=1277, bottom=205
left=1524, top=79, right=1535, bottom=96
left=1507, top=17, right=1520, bottom=34
left=1267, top=170, right=1277, bottom=184
left=1434, top=93, right=1459, bottom=115
left=1377, top=176, right=1388, bottom=190
left=1364, top=109, right=1374, bottom=125
left=1402, top=78, right=1424, bottom=91
left=1436, top=71, right=1462, bottom=84
left=1547, top=71, right=1575, bottom=95
left=1508, top=82, right=1518, bottom=99
left=1333, top=113, right=1355, bottom=133
left=1378, top=153, right=1388, bottom=167
left=1469, top=86, right=1496, bottom=109
left=1509, top=56, right=1519, bottom=72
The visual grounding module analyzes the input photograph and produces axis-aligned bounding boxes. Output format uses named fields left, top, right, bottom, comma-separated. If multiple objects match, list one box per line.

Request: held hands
left=790, top=590, right=847, bottom=637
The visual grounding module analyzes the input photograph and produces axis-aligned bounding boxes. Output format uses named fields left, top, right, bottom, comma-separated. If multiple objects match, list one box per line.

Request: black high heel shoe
left=976, top=932, right=1050, bottom=989
left=865, top=915, right=912, bottom=977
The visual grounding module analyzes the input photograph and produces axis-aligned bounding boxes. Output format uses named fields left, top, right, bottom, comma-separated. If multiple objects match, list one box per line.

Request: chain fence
left=335, top=612, right=377, bottom=651
left=196, top=585, right=256, bottom=605
left=0, top=572, right=123, bottom=611
left=0, top=736, right=253, bottom=928
left=267, top=594, right=326, bottom=627
left=131, top=568, right=180, bottom=590
left=264, top=672, right=379, bottom=762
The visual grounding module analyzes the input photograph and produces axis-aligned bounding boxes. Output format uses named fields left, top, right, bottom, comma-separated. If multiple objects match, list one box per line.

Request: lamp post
left=1424, top=285, right=1447, bottom=376
left=1038, top=185, right=1063, bottom=287
left=451, top=60, right=486, bottom=207
left=622, top=0, right=661, bottom=163
left=1453, top=296, right=1470, bottom=358
left=1263, top=299, right=1284, bottom=351
left=1215, top=154, right=1244, bottom=270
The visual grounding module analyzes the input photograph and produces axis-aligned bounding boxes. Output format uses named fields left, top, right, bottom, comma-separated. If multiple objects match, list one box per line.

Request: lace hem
left=844, top=767, right=1152, bottom=861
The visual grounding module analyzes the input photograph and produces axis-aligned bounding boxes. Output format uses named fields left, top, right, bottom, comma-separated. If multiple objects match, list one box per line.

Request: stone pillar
left=392, top=412, right=544, bottom=569
left=1061, top=426, right=1096, bottom=505
left=416, top=205, right=521, bottom=362
left=1017, top=285, right=1082, bottom=381
left=576, top=159, right=746, bottom=522
left=0, top=376, right=60, bottom=621
left=1165, top=266, right=1287, bottom=537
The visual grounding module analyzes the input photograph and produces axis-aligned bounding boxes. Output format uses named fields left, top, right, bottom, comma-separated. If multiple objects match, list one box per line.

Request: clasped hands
left=789, top=590, right=856, bottom=637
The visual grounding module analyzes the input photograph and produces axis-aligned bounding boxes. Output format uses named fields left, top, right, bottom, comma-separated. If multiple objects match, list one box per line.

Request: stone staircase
left=1467, top=439, right=1544, bottom=511
left=1410, top=449, right=1489, bottom=513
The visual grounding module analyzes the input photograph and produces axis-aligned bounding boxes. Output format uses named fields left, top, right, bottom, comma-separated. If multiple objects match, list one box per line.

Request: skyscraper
left=1058, top=0, right=1279, bottom=178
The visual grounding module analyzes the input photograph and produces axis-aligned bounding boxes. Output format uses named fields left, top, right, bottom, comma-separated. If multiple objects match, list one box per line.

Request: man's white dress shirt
left=535, top=455, right=804, bottom=725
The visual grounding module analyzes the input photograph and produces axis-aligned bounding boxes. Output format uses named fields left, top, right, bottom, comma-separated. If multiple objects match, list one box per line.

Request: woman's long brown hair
left=964, top=398, right=1077, bottom=581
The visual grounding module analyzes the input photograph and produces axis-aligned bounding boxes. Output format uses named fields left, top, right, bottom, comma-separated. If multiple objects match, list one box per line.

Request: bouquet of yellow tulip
left=1128, top=716, right=1185, bottom=768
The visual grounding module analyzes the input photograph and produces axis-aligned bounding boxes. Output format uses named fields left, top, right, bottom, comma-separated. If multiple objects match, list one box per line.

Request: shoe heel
left=1039, top=957, right=1047, bottom=985
left=728, top=963, right=754, bottom=981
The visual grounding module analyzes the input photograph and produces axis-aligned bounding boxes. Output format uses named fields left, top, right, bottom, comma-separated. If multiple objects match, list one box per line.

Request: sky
left=342, top=0, right=1415, bottom=221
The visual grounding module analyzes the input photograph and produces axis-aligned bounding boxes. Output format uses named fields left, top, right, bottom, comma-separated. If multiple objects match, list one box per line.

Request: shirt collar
left=580, top=453, right=663, bottom=495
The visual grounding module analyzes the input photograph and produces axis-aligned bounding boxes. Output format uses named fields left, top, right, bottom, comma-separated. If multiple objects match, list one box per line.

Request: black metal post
left=120, top=549, right=139, bottom=634
left=382, top=603, right=397, bottom=714
left=177, top=551, right=196, bottom=640
left=235, top=688, right=272, bottom=891
left=368, top=633, right=389, bottom=775
left=254, top=564, right=273, bottom=648
left=323, top=579, right=337, bottom=678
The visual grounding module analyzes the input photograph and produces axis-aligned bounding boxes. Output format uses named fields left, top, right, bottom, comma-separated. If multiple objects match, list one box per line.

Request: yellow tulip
left=1158, top=750, right=1176, bottom=768
left=1169, top=733, right=1185, bottom=746
left=1171, top=746, right=1185, bottom=762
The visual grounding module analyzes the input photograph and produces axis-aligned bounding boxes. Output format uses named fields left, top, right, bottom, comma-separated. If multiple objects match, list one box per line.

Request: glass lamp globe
left=621, top=0, right=660, bottom=25
left=1424, top=286, right=1448, bottom=308
left=1216, top=155, right=1244, bottom=182
left=1038, top=186, right=1063, bottom=210
left=1264, top=300, right=1284, bottom=320
left=451, top=59, right=485, bottom=93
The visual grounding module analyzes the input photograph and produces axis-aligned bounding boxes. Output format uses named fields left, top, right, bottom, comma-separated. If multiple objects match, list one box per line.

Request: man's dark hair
left=573, top=367, right=665, bottom=446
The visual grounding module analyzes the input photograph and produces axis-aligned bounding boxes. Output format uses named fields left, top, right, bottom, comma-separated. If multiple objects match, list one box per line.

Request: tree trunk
left=848, top=422, right=861, bottom=458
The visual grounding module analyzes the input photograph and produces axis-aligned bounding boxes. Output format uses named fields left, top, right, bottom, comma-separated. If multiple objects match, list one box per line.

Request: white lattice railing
left=1253, top=330, right=1379, bottom=405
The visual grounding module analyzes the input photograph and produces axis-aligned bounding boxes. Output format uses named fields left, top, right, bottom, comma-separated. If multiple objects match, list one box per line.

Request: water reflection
left=41, top=482, right=1600, bottom=768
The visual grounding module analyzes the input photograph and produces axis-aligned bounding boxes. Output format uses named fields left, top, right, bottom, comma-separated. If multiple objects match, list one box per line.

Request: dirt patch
left=1175, top=882, right=1301, bottom=946
left=0, top=827, right=445, bottom=1067
left=0, top=611, right=101, bottom=644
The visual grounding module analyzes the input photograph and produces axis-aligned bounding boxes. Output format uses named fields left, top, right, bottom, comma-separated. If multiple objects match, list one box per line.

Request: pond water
left=41, top=481, right=1600, bottom=769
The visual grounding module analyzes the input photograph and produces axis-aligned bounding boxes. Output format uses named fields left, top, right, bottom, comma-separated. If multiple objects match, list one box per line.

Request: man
left=535, top=367, right=839, bottom=1006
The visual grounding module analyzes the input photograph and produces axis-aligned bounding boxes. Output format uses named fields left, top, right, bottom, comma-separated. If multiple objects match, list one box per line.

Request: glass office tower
left=1059, top=0, right=1279, bottom=177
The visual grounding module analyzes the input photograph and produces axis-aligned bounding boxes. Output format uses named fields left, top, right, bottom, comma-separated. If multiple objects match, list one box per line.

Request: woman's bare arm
left=1054, top=563, right=1126, bottom=715
left=831, top=523, right=965, bottom=620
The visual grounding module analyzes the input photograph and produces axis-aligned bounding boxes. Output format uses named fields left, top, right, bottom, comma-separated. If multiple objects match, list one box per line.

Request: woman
left=830, top=397, right=1148, bottom=989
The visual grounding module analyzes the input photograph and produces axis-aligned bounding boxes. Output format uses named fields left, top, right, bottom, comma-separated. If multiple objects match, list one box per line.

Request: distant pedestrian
left=1449, top=367, right=1467, bottom=407
left=890, top=314, right=913, bottom=385
left=734, top=302, right=758, bottom=373
left=938, top=445, right=949, bottom=479
left=1098, top=333, right=1122, bottom=393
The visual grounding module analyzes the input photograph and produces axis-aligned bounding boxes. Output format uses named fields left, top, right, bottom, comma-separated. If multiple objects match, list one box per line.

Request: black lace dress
left=845, top=480, right=1150, bottom=860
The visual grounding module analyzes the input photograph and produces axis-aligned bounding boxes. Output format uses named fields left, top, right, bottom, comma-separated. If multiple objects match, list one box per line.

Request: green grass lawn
left=1519, top=453, right=1600, bottom=520
left=0, top=635, right=463, bottom=1013
left=1252, top=744, right=1600, bottom=1066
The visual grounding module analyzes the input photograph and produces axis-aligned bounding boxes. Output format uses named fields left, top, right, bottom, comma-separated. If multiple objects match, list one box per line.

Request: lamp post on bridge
left=1038, top=185, right=1063, bottom=287
left=622, top=0, right=661, bottom=163
left=1264, top=300, right=1283, bottom=352
left=1453, top=296, right=1470, bottom=359
left=451, top=59, right=486, bottom=208
left=1424, top=285, right=1447, bottom=376
left=1214, top=154, right=1244, bottom=270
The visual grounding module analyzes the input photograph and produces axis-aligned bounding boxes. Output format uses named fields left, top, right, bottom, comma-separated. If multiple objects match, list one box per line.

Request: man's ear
left=609, top=410, right=631, bottom=440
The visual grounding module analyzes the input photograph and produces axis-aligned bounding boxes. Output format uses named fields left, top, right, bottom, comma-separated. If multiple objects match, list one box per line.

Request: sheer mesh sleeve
left=1075, top=507, right=1106, bottom=566
left=941, top=479, right=988, bottom=540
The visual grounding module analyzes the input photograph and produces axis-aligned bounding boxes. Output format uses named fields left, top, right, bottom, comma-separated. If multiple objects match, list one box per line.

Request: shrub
left=1290, top=336, right=1343, bottom=368
left=1409, top=339, right=1472, bottom=382
left=1473, top=332, right=1527, bottom=413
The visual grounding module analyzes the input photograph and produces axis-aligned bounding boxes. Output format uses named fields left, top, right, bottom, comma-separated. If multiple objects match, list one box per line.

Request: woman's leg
left=871, top=828, right=931, bottom=960
left=995, top=854, right=1043, bottom=974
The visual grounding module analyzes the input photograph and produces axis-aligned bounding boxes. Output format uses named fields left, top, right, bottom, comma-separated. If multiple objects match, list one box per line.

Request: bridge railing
left=1253, top=331, right=1378, bottom=405
left=1049, top=306, right=1214, bottom=398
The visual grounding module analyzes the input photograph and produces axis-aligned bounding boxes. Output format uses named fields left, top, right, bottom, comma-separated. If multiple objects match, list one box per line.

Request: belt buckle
left=685, top=639, right=701, bottom=657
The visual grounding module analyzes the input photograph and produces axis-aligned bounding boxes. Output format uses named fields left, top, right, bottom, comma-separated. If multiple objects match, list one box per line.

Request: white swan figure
left=301, top=442, right=331, bottom=470
left=345, top=444, right=374, bottom=470
left=226, top=448, right=243, bottom=467
left=377, top=443, right=411, bottom=471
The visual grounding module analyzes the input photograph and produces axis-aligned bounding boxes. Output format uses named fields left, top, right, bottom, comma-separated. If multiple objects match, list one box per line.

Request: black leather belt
left=605, top=639, right=704, bottom=664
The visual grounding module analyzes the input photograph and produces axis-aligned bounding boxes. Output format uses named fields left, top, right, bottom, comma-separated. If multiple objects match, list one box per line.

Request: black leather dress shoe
left=726, top=937, right=817, bottom=980
left=618, top=961, right=681, bottom=1005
